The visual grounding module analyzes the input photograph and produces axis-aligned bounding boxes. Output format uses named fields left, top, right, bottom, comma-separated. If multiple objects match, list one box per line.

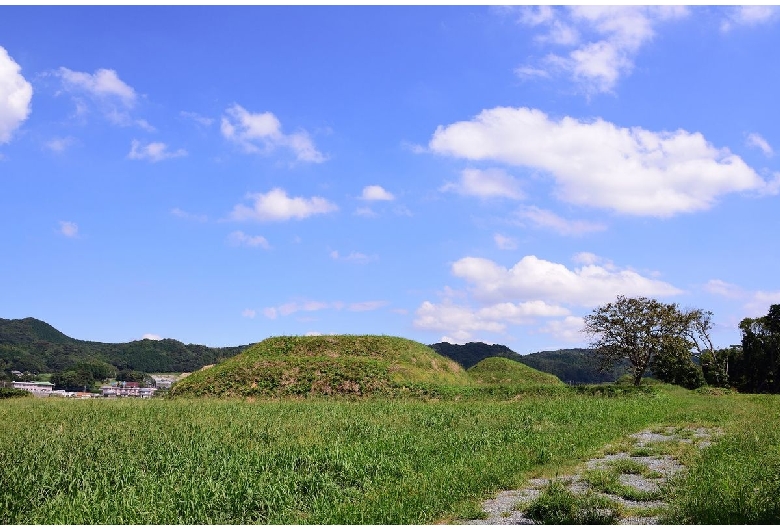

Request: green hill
left=429, top=342, right=626, bottom=384
left=467, top=357, right=565, bottom=386
left=170, top=335, right=472, bottom=398
left=519, top=348, right=627, bottom=384
left=0, top=317, right=249, bottom=375
left=428, top=341, right=520, bottom=369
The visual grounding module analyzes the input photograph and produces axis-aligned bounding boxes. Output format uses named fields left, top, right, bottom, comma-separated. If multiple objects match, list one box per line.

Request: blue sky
left=1, top=6, right=779, bottom=353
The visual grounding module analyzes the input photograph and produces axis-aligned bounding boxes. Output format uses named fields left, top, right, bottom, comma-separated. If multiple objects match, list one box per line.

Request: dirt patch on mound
left=461, top=426, right=721, bottom=525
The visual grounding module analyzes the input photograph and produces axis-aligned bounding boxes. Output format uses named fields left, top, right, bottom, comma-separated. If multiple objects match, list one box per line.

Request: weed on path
left=461, top=426, right=721, bottom=525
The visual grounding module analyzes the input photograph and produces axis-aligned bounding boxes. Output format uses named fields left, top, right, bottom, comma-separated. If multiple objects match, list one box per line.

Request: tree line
left=583, top=295, right=780, bottom=392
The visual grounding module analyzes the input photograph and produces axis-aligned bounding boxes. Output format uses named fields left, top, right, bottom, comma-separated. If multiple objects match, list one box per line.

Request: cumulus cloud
left=429, top=106, right=770, bottom=216
left=452, top=255, right=682, bottom=307
left=55, top=67, right=152, bottom=129
left=539, top=316, right=586, bottom=342
left=229, top=188, right=338, bottom=222
left=241, top=309, right=257, bottom=319
left=415, top=252, right=681, bottom=345
left=494, top=233, right=517, bottom=250
left=128, top=140, right=187, bottom=162
left=0, top=46, right=33, bottom=144
left=746, top=133, right=773, bottom=157
left=227, top=231, right=270, bottom=249
left=142, top=333, right=162, bottom=341
left=58, top=67, right=136, bottom=105
left=59, top=221, right=78, bottom=238
left=440, top=168, right=524, bottom=200
left=517, top=206, right=606, bottom=235
left=721, top=6, right=778, bottom=32
left=360, top=185, right=395, bottom=201
left=330, top=250, right=377, bottom=265
left=414, top=299, right=570, bottom=342
left=221, top=103, right=325, bottom=163
left=516, top=6, right=687, bottom=94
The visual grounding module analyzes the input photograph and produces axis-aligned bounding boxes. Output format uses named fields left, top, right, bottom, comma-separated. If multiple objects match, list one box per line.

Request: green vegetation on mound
left=467, top=357, right=564, bottom=387
left=170, top=335, right=471, bottom=398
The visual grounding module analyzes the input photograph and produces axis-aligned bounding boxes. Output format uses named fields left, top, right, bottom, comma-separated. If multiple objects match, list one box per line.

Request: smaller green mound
left=467, top=357, right=564, bottom=386
left=170, top=335, right=472, bottom=398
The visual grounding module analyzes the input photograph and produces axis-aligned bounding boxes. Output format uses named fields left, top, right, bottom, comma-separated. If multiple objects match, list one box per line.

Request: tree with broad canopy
left=582, top=295, right=713, bottom=387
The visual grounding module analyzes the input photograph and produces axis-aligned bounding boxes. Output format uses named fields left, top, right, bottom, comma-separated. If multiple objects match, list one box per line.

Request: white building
left=12, top=381, right=54, bottom=396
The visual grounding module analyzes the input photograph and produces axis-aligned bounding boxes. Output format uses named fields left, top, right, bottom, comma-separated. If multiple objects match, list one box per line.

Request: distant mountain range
left=0, top=317, right=249, bottom=375
left=1, top=317, right=622, bottom=384
left=428, top=342, right=625, bottom=384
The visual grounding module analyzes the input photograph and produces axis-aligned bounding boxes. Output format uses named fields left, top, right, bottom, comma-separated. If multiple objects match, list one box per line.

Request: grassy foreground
left=0, top=389, right=776, bottom=524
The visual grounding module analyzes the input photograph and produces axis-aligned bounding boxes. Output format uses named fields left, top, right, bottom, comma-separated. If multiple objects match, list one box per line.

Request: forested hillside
left=0, top=317, right=250, bottom=376
left=429, top=342, right=626, bottom=384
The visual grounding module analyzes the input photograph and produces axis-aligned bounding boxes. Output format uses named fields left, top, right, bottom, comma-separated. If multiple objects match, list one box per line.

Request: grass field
left=2, top=386, right=777, bottom=524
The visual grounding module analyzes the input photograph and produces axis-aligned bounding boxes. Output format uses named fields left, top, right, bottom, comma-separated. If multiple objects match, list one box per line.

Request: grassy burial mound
left=169, top=335, right=472, bottom=398
left=467, top=356, right=565, bottom=387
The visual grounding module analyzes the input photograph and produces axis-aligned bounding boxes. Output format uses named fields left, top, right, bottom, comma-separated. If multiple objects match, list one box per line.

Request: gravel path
left=460, top=426, right=720, bottom=525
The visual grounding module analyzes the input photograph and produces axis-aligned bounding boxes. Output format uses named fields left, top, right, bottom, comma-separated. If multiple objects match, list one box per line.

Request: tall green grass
left=662, top=394, right=780, bottom=524
left=0, top=390, right=764, bottom=524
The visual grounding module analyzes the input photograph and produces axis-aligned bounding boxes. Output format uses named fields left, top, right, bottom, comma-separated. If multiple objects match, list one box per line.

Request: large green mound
left=467, top=356, right=565, bottom=386
left=170, top=335, right=472, bottom=398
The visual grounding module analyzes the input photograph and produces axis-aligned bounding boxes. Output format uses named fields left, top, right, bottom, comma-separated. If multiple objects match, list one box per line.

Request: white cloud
left=518, top=206, right=606, bottom=235
left=0, top=46, right=33, bottom=144
left=704, top=279, right=744, bottom=299
left=58, top=67, right=136, bottom=106
left=440, top=168, right=524, bottom=200
left=746, top=133, right=773, bottom=157
left=55, top=67, right=152, bottom=130
left=227, top=231, right=270, bottom=249
left=305, top=331, right=323, bottom=336
left=171, top=207, right=207, bottom=222
left=393, top=205, right=413, bottom=217
left=451, top=255, right=682, bottom=307
left=229, top=188, right=338, bottom=222
left=416, top=251, right=680, bottom=346
left=128, top=140, right=187, bottom=163
left=429, top=106, right=770, bottom=216
left=721, top=6, right=778, bottom=32
left=494, top=233, right=517, bottom=250
left=142, top=333, right=162, bottom=341
left=221, top=103, right=325, bottom=163
left=45, top=136, right=76, bottom=153
left=330, top=250, right=377, bottom=265
left=59, top=221, right=78, bottom=238
left=745, top=291, right=780, bottom=317
left=704, top=278, right=780, bottom=318
left=354, top=207, right=378, bottom=218
left=360, top=185, right=395, bottom=201
left=180, top=110, right=214, bottom=127
left=241, top=309, right=257, bottom=319
left=517, top=6, right=688, bottom=94
left=539, top=316, right=586, bottom=343
left=414, top=299, right=570, bottom=342
left=263, top=299, right=385, bottom=319
left=348, top=301, right=389, bottom=312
